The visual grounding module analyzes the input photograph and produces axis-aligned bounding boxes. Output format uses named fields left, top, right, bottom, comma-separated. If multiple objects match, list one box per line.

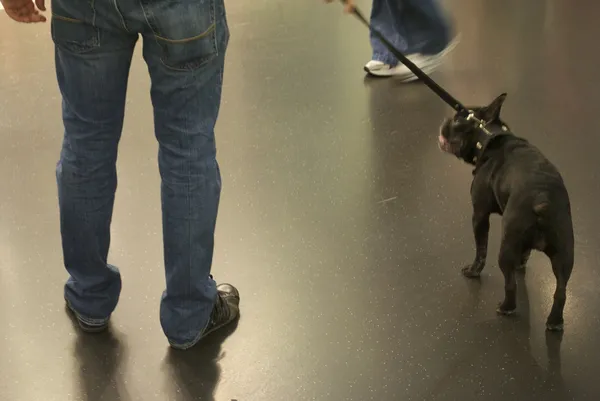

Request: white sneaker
left=364, top=34, right=460, bottom=81
left=364, top=55, right=440, bottom=81
left=364, top=58, right=419, bottom=80
left=421, top=33, right=461, bottom=69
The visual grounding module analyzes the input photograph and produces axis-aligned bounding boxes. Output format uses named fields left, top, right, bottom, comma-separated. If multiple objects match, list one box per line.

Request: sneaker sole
left=64, top=301, right=109, bottom=333
left=364, top=65, right=415, bottom=79
left=364, top=65, right=391, bottom=77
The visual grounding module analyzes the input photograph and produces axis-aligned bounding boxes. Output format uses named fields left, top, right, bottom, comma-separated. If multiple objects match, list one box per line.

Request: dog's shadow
left=460, top=272, right=566, bottom=395
left=161, top=320, right=239, bottom=401
left=513, top=273, right=565, bottom=390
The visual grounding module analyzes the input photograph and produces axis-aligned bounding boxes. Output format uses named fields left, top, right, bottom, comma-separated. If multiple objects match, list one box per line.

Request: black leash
left=341, top=1, right=471, bottom=118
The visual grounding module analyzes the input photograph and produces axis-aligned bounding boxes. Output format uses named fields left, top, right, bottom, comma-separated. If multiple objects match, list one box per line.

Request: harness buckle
left=466, top=112, right=492, bottom=136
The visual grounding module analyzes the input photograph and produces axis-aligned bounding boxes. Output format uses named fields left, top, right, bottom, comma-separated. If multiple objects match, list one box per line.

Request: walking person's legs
left=52, top=0, right=138, bottom=332
left=366, top=0, right=457, bottom=79
left=139, top=0, right=239, bottom=349
left=403, top=0, right=452, bottom=55
left=369, top=0, right=411, bottom=65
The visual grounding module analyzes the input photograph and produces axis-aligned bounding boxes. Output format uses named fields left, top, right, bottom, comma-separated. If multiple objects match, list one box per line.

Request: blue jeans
left=370, top=0, right=451, bottom=65
left=52, top=0, right=228, bottom=348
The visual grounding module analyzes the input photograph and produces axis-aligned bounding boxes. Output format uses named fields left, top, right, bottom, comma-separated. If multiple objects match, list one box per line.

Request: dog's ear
left=481, top=93, right=507, bottom=122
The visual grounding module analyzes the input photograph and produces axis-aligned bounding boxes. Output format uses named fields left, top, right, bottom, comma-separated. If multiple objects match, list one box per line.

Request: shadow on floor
left=69, top=313, right=239, bottom=401
left=72, top=329, right=131, bottom=401
left=422, top=273, right=567, bottom=400
left=161, top=320, right=240, bottom=401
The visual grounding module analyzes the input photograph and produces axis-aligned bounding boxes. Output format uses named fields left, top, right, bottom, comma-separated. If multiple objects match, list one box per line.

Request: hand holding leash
left=331, top=0, right=469, bottom=117
left=324, top=0, right=355, bottom=14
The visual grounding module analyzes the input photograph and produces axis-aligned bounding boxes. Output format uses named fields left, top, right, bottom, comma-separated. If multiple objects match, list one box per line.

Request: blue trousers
left=370, top=0, right=451, bottom=64
left=52, top=0, right=228, bottom=348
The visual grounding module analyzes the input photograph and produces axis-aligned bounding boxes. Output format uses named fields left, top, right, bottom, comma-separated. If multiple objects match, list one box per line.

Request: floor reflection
left=72, top=328, right=130, bottom=401
left=161, top=321, right=239, bottom=401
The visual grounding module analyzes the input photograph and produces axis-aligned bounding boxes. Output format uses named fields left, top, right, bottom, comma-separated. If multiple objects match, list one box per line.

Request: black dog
left=438, top=93, right=574, bottom=331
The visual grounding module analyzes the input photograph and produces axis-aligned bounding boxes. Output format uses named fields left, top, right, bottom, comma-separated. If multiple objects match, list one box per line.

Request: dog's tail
left=532, top=190, right=570, bottom=226
left=532, top=190, right=574, bottom=259
left=533, top=192, right=550, bottom=216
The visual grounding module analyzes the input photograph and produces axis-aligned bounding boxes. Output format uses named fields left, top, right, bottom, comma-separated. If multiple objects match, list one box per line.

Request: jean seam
left=154, top=23, right=216, bottom=44
left=91, top=0, right=96, bottom=28
left=112, top=0, right=130, bottom=32
left=158, top=54, right=217, bottom=72
left=211, top=0, right=217, bottom=57
left=186, top=150, right=192, bottom=313
left=169, top=313, right=211, bottom=349
left=52, top=14, right=82, bottom=23
left=51, top=0, right=100, bottom=53
left=139, top=0, right=218, bottom=72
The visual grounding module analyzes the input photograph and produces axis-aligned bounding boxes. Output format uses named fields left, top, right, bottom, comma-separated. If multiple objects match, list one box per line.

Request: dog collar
left=464, top=112, right=511, bottom=164
left=465, top=112, right=509, bottom=137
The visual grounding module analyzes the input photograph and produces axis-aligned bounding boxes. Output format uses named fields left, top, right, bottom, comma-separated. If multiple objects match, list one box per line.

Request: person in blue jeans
left=2, top=0, right=237, bottom=350
left=0, top=0, right=393, bottom=351
left=325, top=0, right=458, bottom=82
left=365, top=0, right=457, bottom=79
left=332, top=0, right=457, bottom=80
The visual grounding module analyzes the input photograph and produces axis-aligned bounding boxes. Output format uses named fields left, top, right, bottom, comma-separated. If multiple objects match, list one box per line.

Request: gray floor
left=2, top=0, right=600, bottom=400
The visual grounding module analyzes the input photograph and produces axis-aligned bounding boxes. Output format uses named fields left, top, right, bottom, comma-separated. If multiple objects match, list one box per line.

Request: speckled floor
left=2, top=1, right=600, bottom=400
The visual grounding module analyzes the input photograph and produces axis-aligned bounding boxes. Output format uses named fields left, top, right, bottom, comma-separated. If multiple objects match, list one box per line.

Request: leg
left=462, top=212, right=490, bottom=278
left=140, top=0, right=238, bottom=349
left=52, top=0, right=137, bottom=330
left=370, top=0, right=411, bottom=64
left=517, top=249, right=531, bottom=273
left=496, top=240, right=521, bottom=315
left=403, top=0, right=452, bottom=55
left=366, top=0, right=456, bottom=78
left=546, top=252, right=574, bottom=331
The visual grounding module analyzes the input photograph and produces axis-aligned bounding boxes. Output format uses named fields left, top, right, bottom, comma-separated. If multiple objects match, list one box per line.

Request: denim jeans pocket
left=141, top=0, right=221, bottom=71
left=51, top=2, right=100, bottom=54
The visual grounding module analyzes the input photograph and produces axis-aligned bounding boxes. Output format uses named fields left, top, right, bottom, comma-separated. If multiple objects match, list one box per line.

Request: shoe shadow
left=72, top=330, right=131, bottom=401
left=363, top=73, right=425, bottom=88
left=161, top=320, right=239, bottom=401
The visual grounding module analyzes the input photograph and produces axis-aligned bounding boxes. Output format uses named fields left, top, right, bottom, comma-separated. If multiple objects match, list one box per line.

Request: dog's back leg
left=496, top=237, right=522, bottom=315
left=517, top=249, right=531, bottom=273
left=496, top=206, right=534, bottom=316
left=545, top=250, right=574, bottom=331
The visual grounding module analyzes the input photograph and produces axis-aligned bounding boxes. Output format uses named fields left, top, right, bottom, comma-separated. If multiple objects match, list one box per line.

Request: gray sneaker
left=200, top=283, right=240, bottom=339
left=169, top=283, right=240, bottom=350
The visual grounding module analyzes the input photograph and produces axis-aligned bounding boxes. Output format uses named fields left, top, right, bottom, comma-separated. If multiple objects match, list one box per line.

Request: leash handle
left=340, top=1, right=469, bottom=116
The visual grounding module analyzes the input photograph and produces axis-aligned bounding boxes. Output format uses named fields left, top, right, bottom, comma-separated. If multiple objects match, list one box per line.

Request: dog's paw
left=461, top=265, right=481, bottom=278
left=496, top=303, right=517, bottom=316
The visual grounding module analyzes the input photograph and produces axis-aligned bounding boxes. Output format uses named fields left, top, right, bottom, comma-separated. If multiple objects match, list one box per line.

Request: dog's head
left=438, top=93, right=508, bottom=164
